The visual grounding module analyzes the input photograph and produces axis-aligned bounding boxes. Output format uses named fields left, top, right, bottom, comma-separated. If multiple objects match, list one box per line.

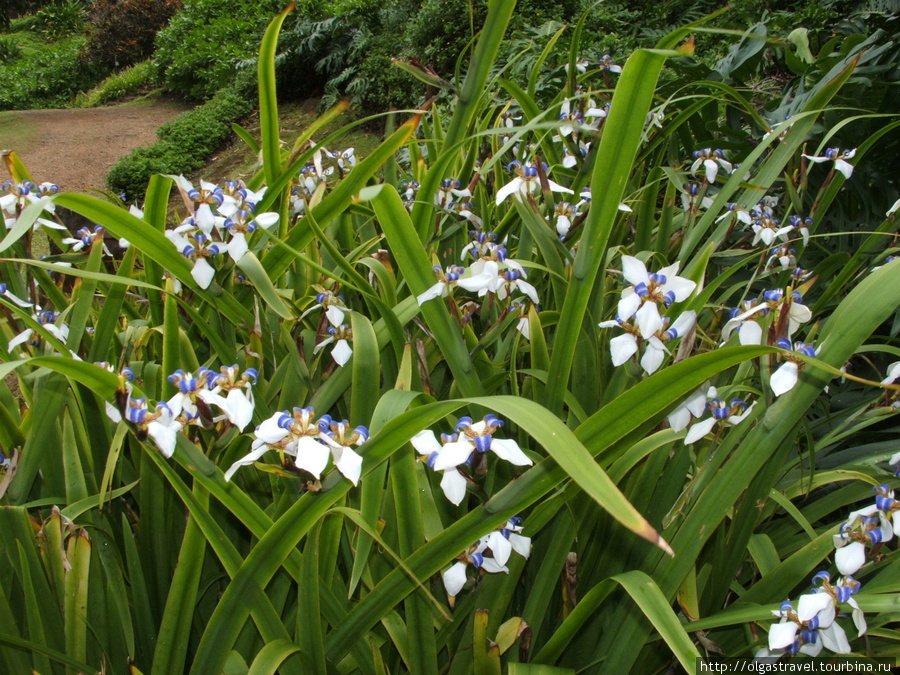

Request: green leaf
left=247, top=640, right=303, bottom=675
left=258, top=5, right=293, bottom=187
left=544, top=47, right=670, bottom=415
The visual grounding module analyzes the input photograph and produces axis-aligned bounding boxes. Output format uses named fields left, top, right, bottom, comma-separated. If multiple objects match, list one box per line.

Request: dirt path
left=0, top=99, right=192, bottom=194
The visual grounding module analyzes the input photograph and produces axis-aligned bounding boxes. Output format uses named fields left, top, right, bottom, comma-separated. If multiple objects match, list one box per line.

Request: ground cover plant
left=1, top=2, right=899, bottom=673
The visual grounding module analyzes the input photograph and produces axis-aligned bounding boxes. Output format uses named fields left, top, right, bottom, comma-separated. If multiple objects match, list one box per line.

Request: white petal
left=479, top=557, right=509, bottom=574
left=684, top=417, right=717, bottom=445
left=333, top=446, right=363, bottom=485
left=490, top=438, right=532, bottom=466
left=768, top=622, right=799, bottom=650
left=667, top=405, right=693, bottom=432
left=440, top=469, right=467, bottom=505
left=617, top=291, right=641, bottom=322
left=325, top=305, right=346, bottom=327
left=224, top=389, right=254, bottom=430
left=224, top=444, right=272, bottom=481
left=7, top=329, right=32, bottom=351
left=545, top=180, right=574, bottom=195
left=509, top=533, right=531, bottom=559
left=556, top=215, right=571, bottom=237
left=433, top=440, right=474, bottom=471
left=663, top=277, right=696, bottom=303
left=609, top=333, right=638, bottom=366
left=621, top=256, right=649, bottom=286
left=495, top=177, right=524, bottom=205
left=191, top=258, right=216, bottom=289
left=835, top=541, right=867, bottom=576
left=819, top=622, right=851, bottom=654
left=295, top=436, right=330, bottom=478
left=515, top=280, right=540, bottom=305
left=640, top=337, right=668, bottom=374
left=442, top=562, right=468, bottom=597
left=147, top=417, right=181, bottom=458
left=738, top=321, right=763, bottom=346
left=227, top=232, right=248, bottom=261
left=332, top=339, right=353, bottom=366
left=770, top=362, right=799, bottom=397
left=0, top=289, right=32, bottom=307
left=256, top=414, right=289, bottom=444
left=486, top=532, right=512, bottom=566
left=254, top=212, right=280, bottom=229
left=704, top=158, right=719, bottom=184
left=195, top=204, right=216, bottom=233
left=411, top=430, right=441, bottom=456
left=797, top=593, right=834, bottom=624
left=834, top=159, right=854, bottom=179
left=635, top=301, right=663, bottom=338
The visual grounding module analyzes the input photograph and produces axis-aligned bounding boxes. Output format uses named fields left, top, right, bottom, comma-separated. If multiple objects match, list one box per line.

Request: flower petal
left=295, top=436, right=330, bottom=478
left=770, top=362, right=799, bottom=397
left=490, top=438, right=532, bottom=466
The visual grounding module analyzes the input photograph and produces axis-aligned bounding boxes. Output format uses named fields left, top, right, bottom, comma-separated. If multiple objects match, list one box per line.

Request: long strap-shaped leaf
left=366, top=183, right=483, bottom=397
left=542, top=47, right=670, bottom=415
left=259, top=4, right=292, bottom=187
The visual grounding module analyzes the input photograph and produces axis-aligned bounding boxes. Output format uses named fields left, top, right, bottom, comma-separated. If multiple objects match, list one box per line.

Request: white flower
left=690, top=148, right=732, bottom=184
left=199, top=365, right=258, bottom=431
left=803, top=147, right=856, bottom=179
left=683, top=390, right=755, bottom=445
left=7, top=307, right=68, bottom=353
left=770, top=340, right=816, bottom=397
left=225, top=407, right=338, bottom=482
left=495, top=161, right=573, bottom=205
left=721, top=289, right=811, bottom=344
left=441, top=518, right=530, bottom=602
left=314, top=324, right=353, bottom=367
left=317, top=415, right=367, bottom=486
left=667, top=385, right=709, bottom=432
left=411, top=430, right=470, bottom=505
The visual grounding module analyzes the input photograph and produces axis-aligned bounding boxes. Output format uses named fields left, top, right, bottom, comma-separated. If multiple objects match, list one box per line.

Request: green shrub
left=73, top=59, right=155, bottom=106
left=20, top=0, right=86, bottom=39
left=0, top=35, right=23, bottom=62
left=0, top=37, right=104, bottom=109
left=107, top=85, right=252, bottom=199
left=152, top=0, right=283, bottom=100
left=83, top=0, right=182, bottom=69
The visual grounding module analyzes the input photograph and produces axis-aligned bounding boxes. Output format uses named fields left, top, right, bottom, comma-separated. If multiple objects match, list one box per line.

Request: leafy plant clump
left=0, top=37, right=104, bottom=110
left=152, top=0, right=284, bottom=100
left=15, top=0, right=86, bottom=39
left=106, top=85, right=252, bottom=199
left=73, top=60, right=156, bottom=107
left=1, top=3, right=900, bottom=675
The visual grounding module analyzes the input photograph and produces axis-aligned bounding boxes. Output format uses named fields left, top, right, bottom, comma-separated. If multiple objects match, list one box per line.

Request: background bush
left=106, top=84, right=252, bottom=199
left=82, top=0, right=182, bottom=69
left=0, top=37, right=104, bottom=109
left=152, top=0, right=284, bottom=100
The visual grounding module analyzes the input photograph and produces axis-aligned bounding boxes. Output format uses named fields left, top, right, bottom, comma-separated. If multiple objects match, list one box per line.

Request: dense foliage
left=151, top=0, right=285, bottom=99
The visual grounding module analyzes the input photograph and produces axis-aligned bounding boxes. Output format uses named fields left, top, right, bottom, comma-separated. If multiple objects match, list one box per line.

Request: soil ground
left=0, top=97, right=191, bottom=193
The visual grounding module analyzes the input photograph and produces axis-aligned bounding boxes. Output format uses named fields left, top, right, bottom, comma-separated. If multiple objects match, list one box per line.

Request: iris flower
left=495, top=161, right=573, bottom=204
left=683, top=390, right=756, bottom=445
left=803, top=147, right=856, bottom=179
left=314, top=324, right=353, bottom=367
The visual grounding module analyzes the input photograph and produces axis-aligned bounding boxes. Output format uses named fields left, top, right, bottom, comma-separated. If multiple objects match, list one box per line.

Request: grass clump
left=74, top=60, right=155, bottom=107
